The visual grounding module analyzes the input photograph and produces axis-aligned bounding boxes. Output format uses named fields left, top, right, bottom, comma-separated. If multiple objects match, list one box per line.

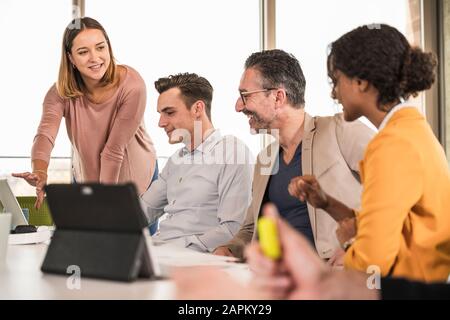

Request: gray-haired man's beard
left=244, top=110, right=270, bottom=128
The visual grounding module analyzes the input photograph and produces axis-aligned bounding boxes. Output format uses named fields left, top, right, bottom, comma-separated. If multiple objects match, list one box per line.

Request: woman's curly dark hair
left=327, top=24, right=437, bottom=111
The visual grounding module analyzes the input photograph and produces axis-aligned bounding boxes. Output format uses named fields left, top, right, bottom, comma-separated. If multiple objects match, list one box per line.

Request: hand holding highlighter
left=257, top=216, right=281, bottom=260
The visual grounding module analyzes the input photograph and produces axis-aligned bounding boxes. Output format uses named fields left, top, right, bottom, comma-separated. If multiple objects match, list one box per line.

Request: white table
left=0, top=241, right=251, bottom=299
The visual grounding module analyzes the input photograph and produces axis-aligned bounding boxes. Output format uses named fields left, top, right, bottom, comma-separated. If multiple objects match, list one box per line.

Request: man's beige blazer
left=225, top=112, right=375, bottom=259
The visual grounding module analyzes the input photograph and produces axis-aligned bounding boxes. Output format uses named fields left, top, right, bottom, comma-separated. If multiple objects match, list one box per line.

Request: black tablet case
left=41, top=183, right=153, bottom=282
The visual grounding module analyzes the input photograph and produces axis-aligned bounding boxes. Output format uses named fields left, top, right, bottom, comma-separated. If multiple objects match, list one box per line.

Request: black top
left=266, top=142, right=314, bottom=245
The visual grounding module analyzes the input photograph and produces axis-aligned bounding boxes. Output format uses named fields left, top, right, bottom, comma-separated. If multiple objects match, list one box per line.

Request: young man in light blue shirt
left=140, top=73, right=253, bottom=252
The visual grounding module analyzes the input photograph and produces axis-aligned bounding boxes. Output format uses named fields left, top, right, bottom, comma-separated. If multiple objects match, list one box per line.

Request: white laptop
left=0, top=179, right=28, bottom=229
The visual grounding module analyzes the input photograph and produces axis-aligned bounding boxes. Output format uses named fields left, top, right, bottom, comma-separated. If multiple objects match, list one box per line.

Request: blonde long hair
left=57, top=17, right=117, bottom=99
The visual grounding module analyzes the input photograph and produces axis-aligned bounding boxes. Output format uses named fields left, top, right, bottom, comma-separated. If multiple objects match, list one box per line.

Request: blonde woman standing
left=14, top=17, right=157, bottom=208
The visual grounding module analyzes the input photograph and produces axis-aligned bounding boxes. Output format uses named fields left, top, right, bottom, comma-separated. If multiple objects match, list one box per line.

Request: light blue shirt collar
left=180, top=129, right=221, bottom=156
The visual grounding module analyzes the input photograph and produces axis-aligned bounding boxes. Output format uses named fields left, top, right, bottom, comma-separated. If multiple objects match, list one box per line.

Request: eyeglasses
left=239, top=88, right=278, bottom=105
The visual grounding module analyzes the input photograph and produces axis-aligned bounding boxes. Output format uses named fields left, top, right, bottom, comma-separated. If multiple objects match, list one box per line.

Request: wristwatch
left=342, top=237, right=356, bottom=251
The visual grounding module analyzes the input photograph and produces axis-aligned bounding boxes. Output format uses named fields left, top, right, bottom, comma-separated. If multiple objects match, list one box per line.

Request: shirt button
left=172, top=200, right=176, bottom=205
left=179, top=177, right=183, bottom=183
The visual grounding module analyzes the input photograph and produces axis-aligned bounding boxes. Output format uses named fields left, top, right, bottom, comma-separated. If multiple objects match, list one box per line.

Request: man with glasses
left=213, top=49, right=374, bottom=264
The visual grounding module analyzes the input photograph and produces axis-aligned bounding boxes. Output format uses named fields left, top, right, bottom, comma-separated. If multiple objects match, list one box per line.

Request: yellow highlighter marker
left=258, top=216, right=281, bottom=260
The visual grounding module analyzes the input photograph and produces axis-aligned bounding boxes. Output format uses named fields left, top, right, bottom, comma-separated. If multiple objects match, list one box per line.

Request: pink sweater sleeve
left=31, top=85, right=65, bottom=164
left=99, top=75, right=147, bottom=184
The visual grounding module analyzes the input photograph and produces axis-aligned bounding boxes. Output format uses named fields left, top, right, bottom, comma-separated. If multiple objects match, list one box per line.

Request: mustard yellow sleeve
left=344, top=134, right=423, bottom=275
